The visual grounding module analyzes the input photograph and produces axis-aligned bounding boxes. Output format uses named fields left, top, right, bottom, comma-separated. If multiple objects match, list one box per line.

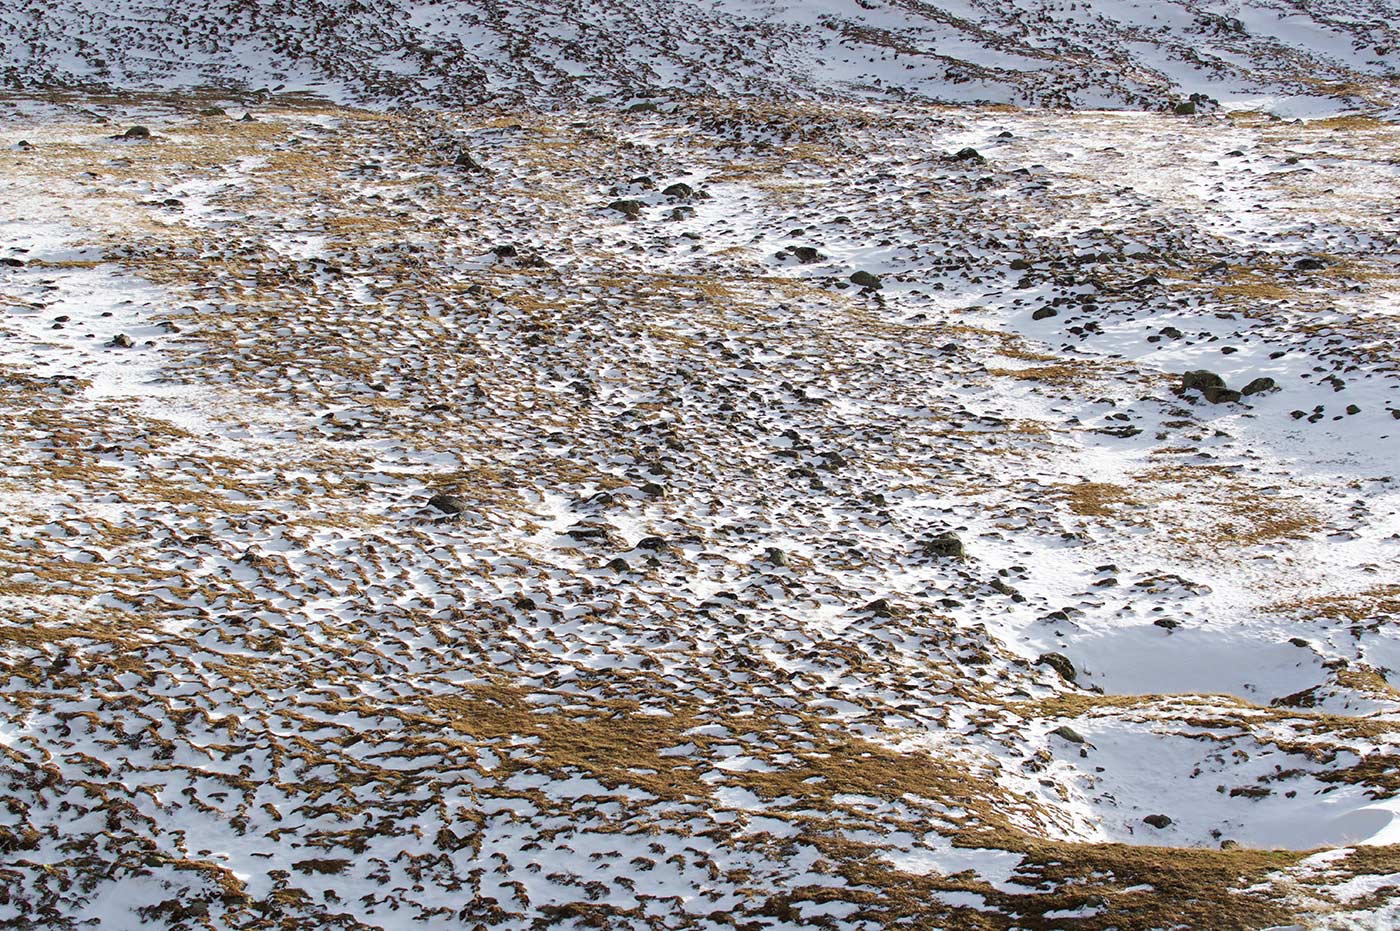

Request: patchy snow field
left=0, top=85, right=1398, bottom=930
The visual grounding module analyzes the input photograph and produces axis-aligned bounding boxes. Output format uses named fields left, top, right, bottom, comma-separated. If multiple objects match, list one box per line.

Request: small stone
left=1143, top=814, right=1172, bottom=829
left=849, top=270, right=882, bottom=290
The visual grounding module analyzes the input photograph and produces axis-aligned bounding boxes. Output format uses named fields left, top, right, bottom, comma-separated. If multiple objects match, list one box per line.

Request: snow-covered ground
left=2, top=0, right=1399, bottom=110
left=0, top=39, right=1399, bottom=931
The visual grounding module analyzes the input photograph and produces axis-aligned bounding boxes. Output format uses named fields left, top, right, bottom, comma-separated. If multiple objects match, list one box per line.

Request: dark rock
left=427, top=492, right=471, bottom=515
left=790, top=246, right=823, bottom=264
left=1032, top=307, right=1058, bottom=321
left=1153, top=618, right=1180, bottom=631
left=1294, top=256, right=1328, bottom=271
left=662, top=182, right=693, bottom=199
left=1240, top=377, right=1277, bottom=396
left=951, top=147, right=985, bottom=163
left=110, top=333, right=134, bottom=348
left=849, top=270, right=882, bottom=290
left=1160, top=326, right=1183, bottom=339
left=1037, top=652, right=1076, bottom=682
left=198, top=107, right=226, bottom=116
left=763, top=546, right=788, bottom=567
left=120, top=125, right=151, bottom=139
left=1051, top=725, right=1085, bottom=743
left=1143, top=814, right=1173, bottom=829
left=1174, top=101, right=1198, bottom=115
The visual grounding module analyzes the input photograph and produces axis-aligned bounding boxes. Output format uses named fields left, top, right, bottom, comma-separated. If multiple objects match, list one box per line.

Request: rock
left=790, top=246, right=823, bottom=264
left=608, top=199, right=643, bottom=219
left=1220, top=839, right=1240, bottom=850
left=849, top=270, right=882, bottom=290
left=1173, top=101, right=1197, bottom=115
left=1037, top=652, right=1076, bottom=682
left=763, top=546, right=788, bottom=567
left=922, top=532, right=964, bottom=559
left=427, top=492, right=471, bottom=515
left=1160, top=326, right=1183, bottom=339
left=1051, top=725, right=1085, bottom=743
left=1154, top=618, right=1180, bottom=630
left=198, top=106, right=226, bottom=116
left=951, top=147, right=984, bottom=163
left=1181, top=370, right=1225, bottom=393
left=662, top=182, right=693, bottom=199
left=1032, top=307, right=1058, bottom=321
left=110, top=334, right=134, bottom=348
left=1294, top=256, right=1328, bottom=271
left=1240, top=377, right=1277, bottom=396
left=1143, top=814, right=1173, bottom=829
left=120, top=125, right=151, bottom=139
left=454, top=151, right=487, bottom=172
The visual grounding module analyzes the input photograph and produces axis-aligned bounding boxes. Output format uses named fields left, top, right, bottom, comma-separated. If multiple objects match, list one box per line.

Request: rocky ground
left=0, top=86, right=1397, bottom=930
left=3, top=0, right=1400, bottom=111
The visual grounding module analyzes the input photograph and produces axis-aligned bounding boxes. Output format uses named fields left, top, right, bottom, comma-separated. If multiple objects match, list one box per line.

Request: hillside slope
left=2, top=0, right=1399, bottom=109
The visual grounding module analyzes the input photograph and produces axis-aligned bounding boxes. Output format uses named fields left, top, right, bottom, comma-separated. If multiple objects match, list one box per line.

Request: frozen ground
left=1, top=0, right=1399, bottom=111
left=0, top=85, right=1398, bottom=929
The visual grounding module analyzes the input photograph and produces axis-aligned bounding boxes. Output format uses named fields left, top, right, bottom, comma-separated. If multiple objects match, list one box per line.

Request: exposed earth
left=2, top=2, right=1400, bottom=930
